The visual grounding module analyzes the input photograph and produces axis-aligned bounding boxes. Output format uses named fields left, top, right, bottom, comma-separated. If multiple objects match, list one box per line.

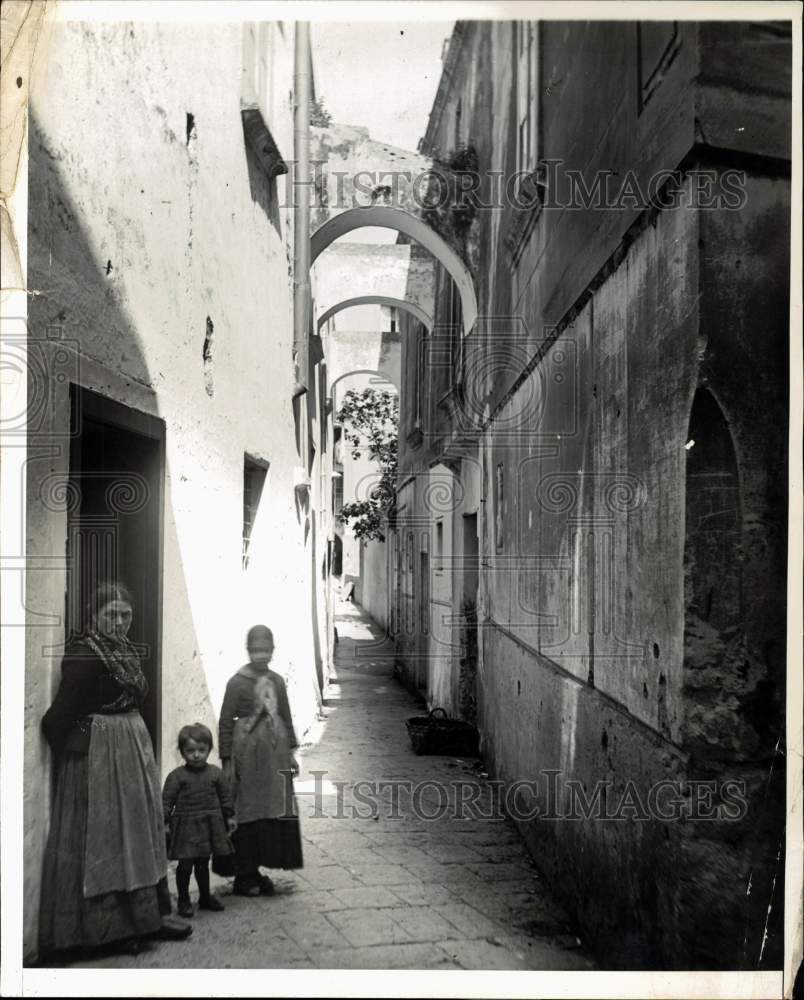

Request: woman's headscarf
left=81, top=582, right=149, bottom=710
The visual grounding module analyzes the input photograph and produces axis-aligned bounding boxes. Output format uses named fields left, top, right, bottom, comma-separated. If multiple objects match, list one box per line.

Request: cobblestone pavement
left=70, top=601, right=594, bottom=971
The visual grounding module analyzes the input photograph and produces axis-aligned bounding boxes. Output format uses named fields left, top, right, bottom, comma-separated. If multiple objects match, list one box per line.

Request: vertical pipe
left=293, top=21, right=311, bottom=397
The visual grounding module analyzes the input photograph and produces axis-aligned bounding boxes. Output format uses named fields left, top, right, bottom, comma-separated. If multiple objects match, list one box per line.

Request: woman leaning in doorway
left=40, top=581, right=191, bottom=957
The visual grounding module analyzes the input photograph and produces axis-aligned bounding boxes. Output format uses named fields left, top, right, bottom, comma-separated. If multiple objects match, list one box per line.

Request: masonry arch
left=684, top=386, right=742, bottom=632
left=330, top=369, right=399, bottom=396
left=311, top=207, right=477, bottom=334
left=318, top=296, right=433, bottom=333
left=681, top=386, right=745, bottom=760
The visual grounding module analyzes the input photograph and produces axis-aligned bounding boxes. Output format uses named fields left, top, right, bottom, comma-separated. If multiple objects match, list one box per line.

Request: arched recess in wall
left=310, top=207, right=477, bottom=335
left=684, top=387, right=742, bottom=630
left=681, top=386, right=743, bottom=756
left=318, top=296, right=433, bottom=333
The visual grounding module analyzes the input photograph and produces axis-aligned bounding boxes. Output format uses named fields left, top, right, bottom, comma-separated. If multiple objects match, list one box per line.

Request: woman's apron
left=83, top=711, right=167, bottom=898
left=231, top=674, right=297, bottom=824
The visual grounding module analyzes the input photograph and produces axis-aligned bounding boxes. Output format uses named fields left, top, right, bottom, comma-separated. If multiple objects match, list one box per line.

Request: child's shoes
left=177, top=899, right=194, bottom=918
left=198, top=894, right=225, bottom=911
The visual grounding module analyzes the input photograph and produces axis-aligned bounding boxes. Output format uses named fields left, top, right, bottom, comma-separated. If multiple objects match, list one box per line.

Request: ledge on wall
left=241, top=107, right=288, bottom=179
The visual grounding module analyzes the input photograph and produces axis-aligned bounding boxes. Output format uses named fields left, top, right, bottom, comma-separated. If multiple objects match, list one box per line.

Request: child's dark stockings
left=176, top=857, right=211, bottom=903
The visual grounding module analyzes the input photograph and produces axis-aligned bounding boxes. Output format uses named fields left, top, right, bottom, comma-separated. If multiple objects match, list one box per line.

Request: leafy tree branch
left=335, top=388, right=398, bottom=542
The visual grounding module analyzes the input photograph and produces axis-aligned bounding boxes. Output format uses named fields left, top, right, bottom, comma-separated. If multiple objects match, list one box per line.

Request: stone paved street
left=70, top=601, right=594, bottom=971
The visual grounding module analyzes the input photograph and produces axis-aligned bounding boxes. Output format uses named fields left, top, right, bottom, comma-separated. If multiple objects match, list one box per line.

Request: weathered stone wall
left=360, top=538, right=390, bottom=630
left=477, top=192, right=700, bottom=967
left=398, top=18, right=791, bottom=969
left=326, top=327, right=402, bottom=393
left=24, top=19, right=319, bottom=961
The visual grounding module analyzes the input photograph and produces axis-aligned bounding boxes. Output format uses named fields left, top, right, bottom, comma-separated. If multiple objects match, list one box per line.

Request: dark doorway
left=67, top=386, right=165, bottom=756
left=418, top=549, right=430, bottom=692
left=419, top=551, right=430, bottom=639
left=332, top=534, right=343, bottom=578
left=459, top=513, right=479, bottom=724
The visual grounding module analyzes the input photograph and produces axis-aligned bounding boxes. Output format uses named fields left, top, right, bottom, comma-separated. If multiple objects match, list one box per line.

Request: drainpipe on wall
left=292, top=21, right=311, bottom=398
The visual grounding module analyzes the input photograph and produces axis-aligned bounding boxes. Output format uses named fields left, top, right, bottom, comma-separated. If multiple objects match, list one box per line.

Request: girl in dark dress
left=163, top=723, right=237, bottom=916
left=39, top=582, right=191, bottom=957
left=219, top=625, right=304, bottom=897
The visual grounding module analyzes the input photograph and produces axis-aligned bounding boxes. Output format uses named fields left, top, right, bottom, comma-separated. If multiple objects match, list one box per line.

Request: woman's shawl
left=83, top=628, right=149, bottom=711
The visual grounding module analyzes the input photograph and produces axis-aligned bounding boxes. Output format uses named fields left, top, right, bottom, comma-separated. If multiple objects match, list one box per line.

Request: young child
left=162, top=723, right=237, bottom=917
left=219, top=625, right=303, bottom=897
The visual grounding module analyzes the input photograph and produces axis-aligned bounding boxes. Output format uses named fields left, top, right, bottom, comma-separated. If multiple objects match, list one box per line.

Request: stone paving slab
left=420, top=842, right=485, bottom=864
left=279, top=912, right=352, bottom=951
left=347, top=863, right=417, bottom=886
left=388, top=883, right=463, bottom=908
left=67, top=600, right=595, bottom=972
left=270, top=890, right=348, bottom=914
left=370, top=844, right=435, bottom=867
left=313, top=942, right=461, bottom=969
left=430, top=902, right=508, bottom=939
left=325, top=909, right=413, bottom=948
left=402, top=862, right=487, bottom=887
left=391, top=906, right=467, bottom=942
left=331, top=885, right=404, bottom=909
left=296, top=865, right=364, bottom=891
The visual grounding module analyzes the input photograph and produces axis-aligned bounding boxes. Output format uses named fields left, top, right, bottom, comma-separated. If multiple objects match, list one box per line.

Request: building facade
left=394, top=20, right=791, bottom=969
left=23, top=18, right=325, bottom=961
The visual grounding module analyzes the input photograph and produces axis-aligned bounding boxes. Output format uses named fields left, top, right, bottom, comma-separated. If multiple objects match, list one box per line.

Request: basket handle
left=429, top=707, right=448, bottom=719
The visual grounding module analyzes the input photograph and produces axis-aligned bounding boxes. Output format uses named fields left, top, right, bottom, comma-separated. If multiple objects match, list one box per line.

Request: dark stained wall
left=398, top=18, right=791, bottom=969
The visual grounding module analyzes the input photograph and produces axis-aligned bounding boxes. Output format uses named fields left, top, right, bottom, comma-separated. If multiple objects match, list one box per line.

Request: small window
left=333, top=424, right=343, bottom=467
left=333, top=473, right=343, bottom=515
left=243, top=456, right=268, bottom=569
left=435, top=520, right=444, bottom=571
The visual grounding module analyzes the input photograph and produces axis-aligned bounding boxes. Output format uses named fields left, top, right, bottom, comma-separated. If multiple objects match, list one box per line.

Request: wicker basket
left=406, top=707, right=479, bottom=757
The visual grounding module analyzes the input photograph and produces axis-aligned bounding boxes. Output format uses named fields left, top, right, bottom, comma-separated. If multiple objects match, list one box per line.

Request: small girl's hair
left=178, top=722, right=213, bottom=752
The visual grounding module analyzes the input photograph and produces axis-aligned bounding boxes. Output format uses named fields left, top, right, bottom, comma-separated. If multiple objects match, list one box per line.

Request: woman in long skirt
left=39, top=582, right=191, bottom=957
left=219, top=625, right=303, bottom=896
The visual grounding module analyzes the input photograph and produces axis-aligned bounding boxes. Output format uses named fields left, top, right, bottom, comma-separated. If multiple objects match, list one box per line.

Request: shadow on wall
left=24, top=113, right=216, bottom=963
left=243, top=115, right=283, bottom=238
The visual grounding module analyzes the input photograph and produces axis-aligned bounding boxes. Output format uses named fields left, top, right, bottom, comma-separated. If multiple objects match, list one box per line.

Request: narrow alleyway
left=70, top=601, right=594, bottom=971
